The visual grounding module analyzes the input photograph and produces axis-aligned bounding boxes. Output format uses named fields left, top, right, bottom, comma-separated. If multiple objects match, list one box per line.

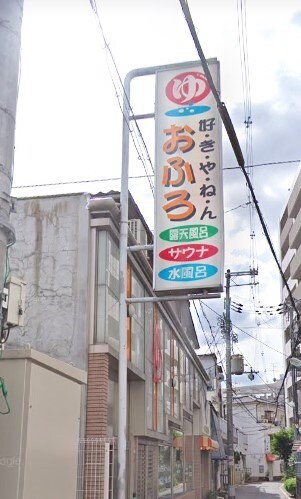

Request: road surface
left=235, top=481, right=285, bottom=498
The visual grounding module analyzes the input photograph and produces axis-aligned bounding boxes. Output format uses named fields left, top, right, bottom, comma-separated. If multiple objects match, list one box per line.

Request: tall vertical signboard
left=154, top=60, right=224, bottom=293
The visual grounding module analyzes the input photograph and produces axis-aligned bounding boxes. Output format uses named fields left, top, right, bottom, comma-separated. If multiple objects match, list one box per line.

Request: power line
left=178, top=0, right=299, bottom=319
left=88, top=0, right=155, bottom=195
left=11, top=159, right=300, bottom=190
left=224, top=159, right=300, bottom=170
left=234, top=341, right=279, bottom=391
left=232, top=322, right=284, bottom=357
left=11, top=175, right=148, bottom=190
left=233, top=395, right=261, bottom=425
left=200, top=300, right=285, bottom=357
left=192, top=301, right=215, bottom=355
left=225, top=201, right=251, bottom=213
left=192, top=301, right=226, bottom=372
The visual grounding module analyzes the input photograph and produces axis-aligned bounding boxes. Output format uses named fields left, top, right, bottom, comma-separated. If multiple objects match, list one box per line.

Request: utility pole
left=225, top=269, right=235, bottom=499
left=289, top=306, right=300, bottom=438
left=0, top=0, right=24, bottom=317
left=224, top=268, right=258, bottom=499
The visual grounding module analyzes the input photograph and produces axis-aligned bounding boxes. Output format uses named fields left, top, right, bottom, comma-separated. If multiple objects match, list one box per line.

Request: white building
left=279, top=168, right=301, bottom=428
left=232, top=381, right=285, bottom=482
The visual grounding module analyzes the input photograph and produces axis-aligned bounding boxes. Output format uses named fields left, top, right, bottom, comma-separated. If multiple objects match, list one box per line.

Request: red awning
left=200, top=435, right=219, bottom=451
left=266, top=453, right=277, bottom=462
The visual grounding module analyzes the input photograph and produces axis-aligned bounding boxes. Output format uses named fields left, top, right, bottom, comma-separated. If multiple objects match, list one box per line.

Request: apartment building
left=232, top=381, right=285, bottom=482
left=7, top=191, right=220, bottom=498
left=280, top=168, right=301, bottom=426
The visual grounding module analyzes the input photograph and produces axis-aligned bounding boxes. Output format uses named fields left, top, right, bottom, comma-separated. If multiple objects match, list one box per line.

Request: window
left=96, top=231, right=119, bottom=349
left=164, top=323, right=171, bottom=416
left=264, top=410, right=273, bottom=423
left=172, top=338, right=180, bottom=419
left=131, top=271, right=144, bottom=371
left=154, top=307, right=164, bottom=433
left=185, top=358, right=191, bottom=410
left=179, top=348, right=185, bottom=406
left=195, top=373, right=200, bottom=404
left=159, top=425, right=194, bottom=498
left=191, top=365, right=196, bottom=402
left=157, top=380, right=164, bottom=433
left=184, top=419, right=193, bottom=491
left=108, top=373, right=118, bottom=437
left=173, top=430, right=184, bottom=495
left=159, top=446, right=171, bottom=497
left=259, top=465, right=264, bottom=474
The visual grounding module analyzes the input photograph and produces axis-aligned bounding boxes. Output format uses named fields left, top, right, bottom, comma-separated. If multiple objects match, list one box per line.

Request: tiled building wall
left=86, top=352, right=109, bottom=437
left=84, top=352, right=109, bottom=499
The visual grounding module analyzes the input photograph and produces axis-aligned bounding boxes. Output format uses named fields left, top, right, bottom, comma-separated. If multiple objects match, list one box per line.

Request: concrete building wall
left=0, top=349, right=86, bottom=499
left=9, top=194, right=90, bottom=370
left=233, top=395, right=284, bottom=481
left=7, top=192, right=215, bottom=498
left=279, top=168, right=301, bottom=426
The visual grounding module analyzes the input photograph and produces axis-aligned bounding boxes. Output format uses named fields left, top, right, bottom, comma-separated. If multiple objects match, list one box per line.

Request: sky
left=12, top=0, right=301, bottom=384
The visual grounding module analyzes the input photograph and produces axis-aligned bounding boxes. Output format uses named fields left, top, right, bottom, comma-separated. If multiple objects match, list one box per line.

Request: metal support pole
left=0, top=0, right=23, bottom=304
left=118, top=71, right=132, bottom=499
left=127, top=293, right=221, bottom=303
left=225, top=269, right=235, bottom=499
left=118, top=60, right=213, bottom=498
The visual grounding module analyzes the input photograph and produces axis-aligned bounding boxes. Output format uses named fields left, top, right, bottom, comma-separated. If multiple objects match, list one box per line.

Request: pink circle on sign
left=165, top=71, right=210, bottom=105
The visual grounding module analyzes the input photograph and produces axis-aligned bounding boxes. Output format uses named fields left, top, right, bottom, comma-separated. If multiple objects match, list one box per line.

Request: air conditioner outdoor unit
left=128, top=219, right=148, bottom=246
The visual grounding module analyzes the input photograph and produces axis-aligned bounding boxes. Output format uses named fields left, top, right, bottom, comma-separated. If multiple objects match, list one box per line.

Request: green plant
left=234, top=451, right=240, bottom=464
left=245, top=471, right=251, bottom=482
left=205, top=490, right=227, bottom=499
left=271, top=427, right=294, bottom=468
left=284, top=477, right=296, bottom=497
left=284, top=454, right=296, bottom=480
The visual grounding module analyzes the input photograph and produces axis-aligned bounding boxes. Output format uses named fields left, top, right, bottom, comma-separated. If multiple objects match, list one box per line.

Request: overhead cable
left=200, top=300, right=285, bottom=357
left=11, top=158, right=300, bottom=190
left=88, top=0, right=155, bottom=194
left=178, top=0, right=299, bottom=319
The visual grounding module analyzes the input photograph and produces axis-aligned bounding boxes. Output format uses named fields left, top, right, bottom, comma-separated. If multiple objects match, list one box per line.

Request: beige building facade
left=280, top=169, right=301, bottom=427
left=8, top=191, right=221, bottom=498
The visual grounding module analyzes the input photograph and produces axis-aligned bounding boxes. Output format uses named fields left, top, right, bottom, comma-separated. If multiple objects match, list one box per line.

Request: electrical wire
left=232, top=323, right=284, bottom=357
left=11, top=174, right=149, bottom=189
left=225, top=201, right=251, bottom=214
left=192, top=301, right=226, bottom=374
left=178, top=0, right=299, bottom=319
left=10, top=159, right=300, bottom=190
left=234, top=341, right=280, bottom=392
left=200, top=300, right=285, bottom=357
left=88, top=0, right=155, bottom=195
left=233, top=395, right=263, bottom=426
left=223, top=159, right=300, bottom=170
left=192, top=301, right=216, bottom=356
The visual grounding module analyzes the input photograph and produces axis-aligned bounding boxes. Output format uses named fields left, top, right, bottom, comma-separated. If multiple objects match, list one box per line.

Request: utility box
left=231, top=354, right=244, bottom=375
left=0, top=348, right=86, bottom=499
left=3, top=276, right=26, bottom=327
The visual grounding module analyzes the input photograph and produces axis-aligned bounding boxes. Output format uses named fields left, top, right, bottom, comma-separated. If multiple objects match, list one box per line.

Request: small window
left=264, top=410, right=273, bottom=423
left=259, top=465, right=264, bottom=474
left=173, top=430, right=184, bottom=494
left=158, top=446, right=171, bottom=497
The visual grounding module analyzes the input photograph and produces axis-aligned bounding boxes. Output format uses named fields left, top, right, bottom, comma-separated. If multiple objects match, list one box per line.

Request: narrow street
left=235, top=481, right=284, bottom=498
